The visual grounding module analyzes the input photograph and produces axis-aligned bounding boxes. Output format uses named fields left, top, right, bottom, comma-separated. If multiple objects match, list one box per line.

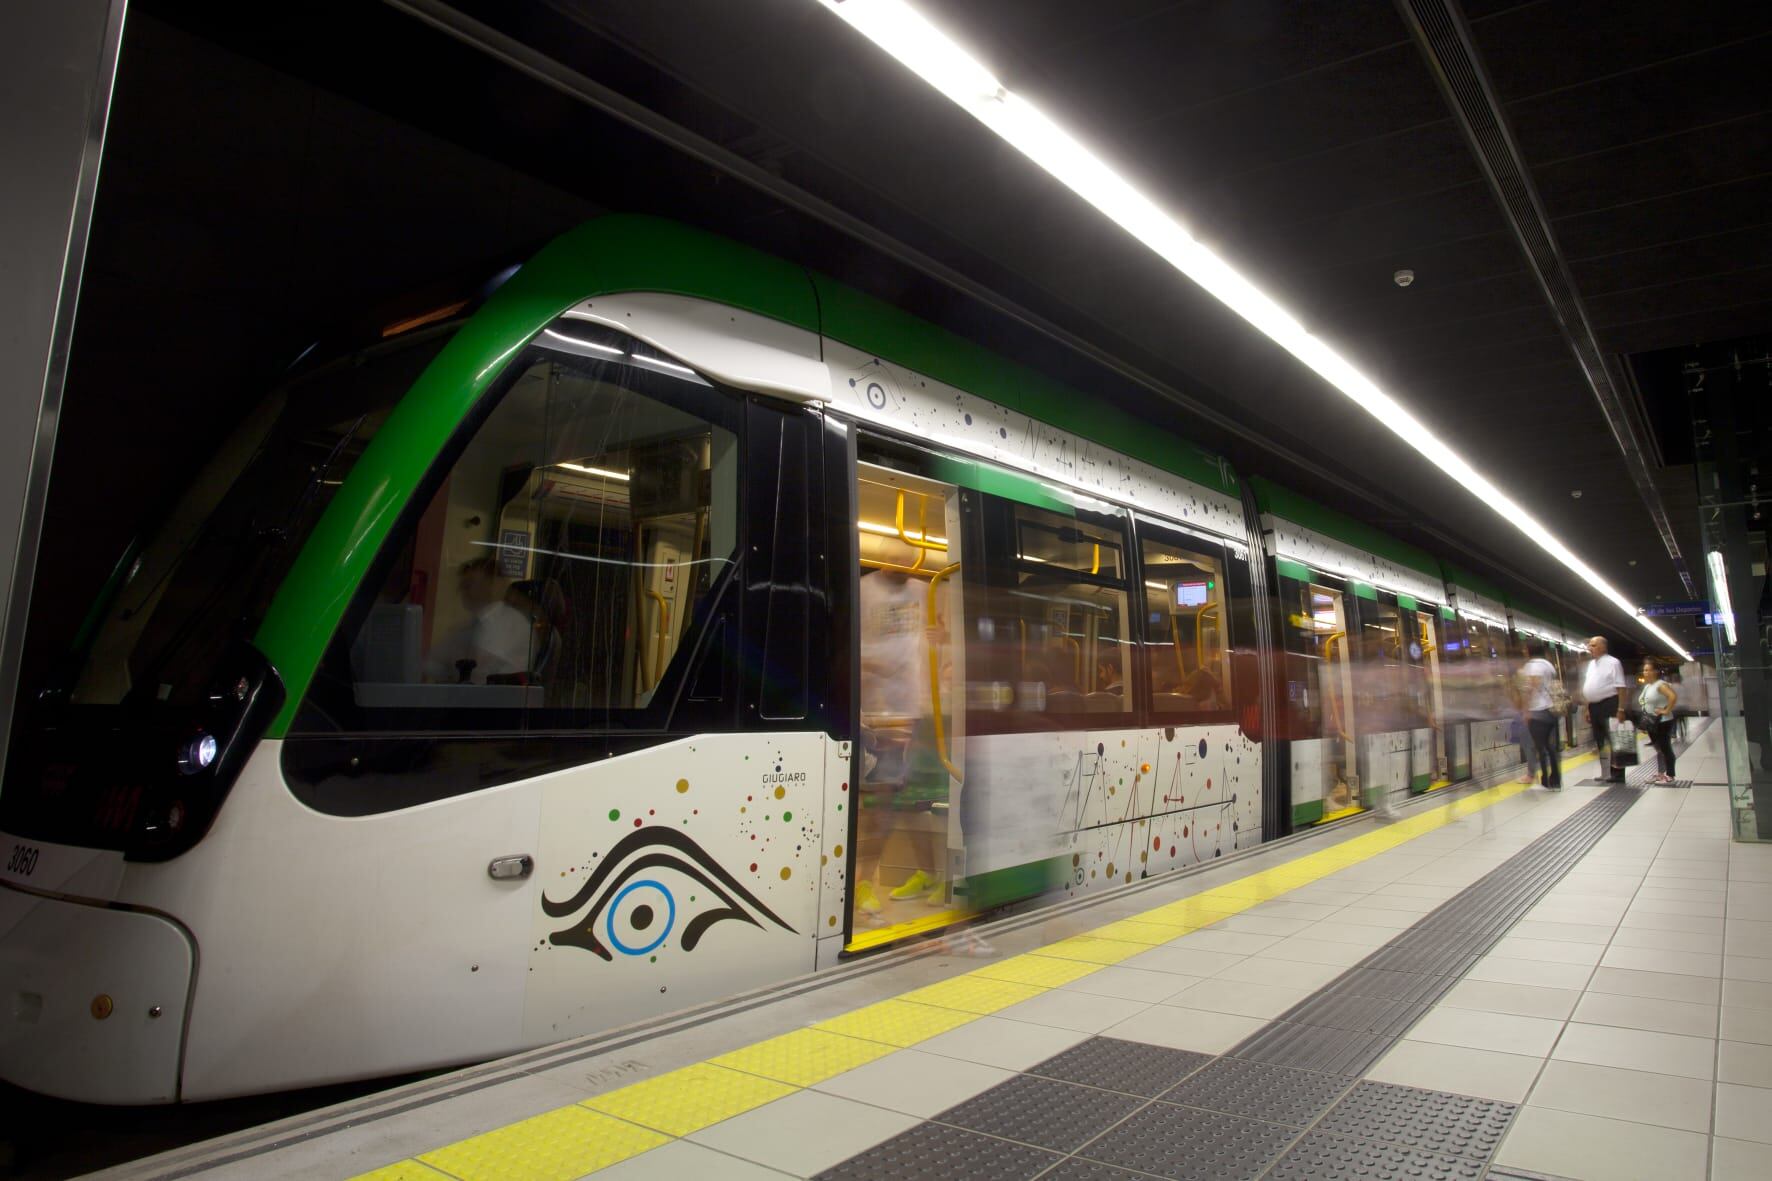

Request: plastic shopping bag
left=1609, top=717, right=1638, bottom=766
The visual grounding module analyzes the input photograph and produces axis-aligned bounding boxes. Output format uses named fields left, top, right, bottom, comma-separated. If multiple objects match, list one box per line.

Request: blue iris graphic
left=606, top=879, right=675, bottom=956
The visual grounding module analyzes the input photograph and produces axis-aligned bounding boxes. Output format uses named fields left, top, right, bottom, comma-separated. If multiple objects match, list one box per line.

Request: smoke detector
left=1393, top=268, right=1415, bottom=288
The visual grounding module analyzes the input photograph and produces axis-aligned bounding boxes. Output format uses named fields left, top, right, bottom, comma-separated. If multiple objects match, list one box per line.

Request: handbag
left=1608, top=717, right=1638, bottom=765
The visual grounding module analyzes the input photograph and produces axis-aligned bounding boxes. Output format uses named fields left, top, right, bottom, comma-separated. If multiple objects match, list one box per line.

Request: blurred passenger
left=1095, top=651, right=1124, bottom=694
left=1637, top=660, right=1679, bottom=784
left=505, top=578, right=567, bottom=682
left=431, top=556, right=531, bottom=683
left=1519, top=643, right=1561, bottom=789
left=1579, top=635, right=1630, bottom=754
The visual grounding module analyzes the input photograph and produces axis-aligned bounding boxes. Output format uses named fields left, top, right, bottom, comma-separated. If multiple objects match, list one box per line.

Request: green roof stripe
left=1275, top=557, right=1312, bottom=582
left=1442, top=562, right=1514, bottom=609
left=814, top=275, right=1237, bottom=495
left=1248, top=477, right=1441, bottom=581
left=254, top=215, right=1241, bottom=734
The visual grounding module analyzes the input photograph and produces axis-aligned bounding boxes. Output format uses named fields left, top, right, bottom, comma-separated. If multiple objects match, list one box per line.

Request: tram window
left=1352, top=596, right=1422, bottom=731
left=968, top=497, right=1132, bottom=733
left=1139, top=536, right=1231, bottom=719
left=301, top=330, right=739, bottom=732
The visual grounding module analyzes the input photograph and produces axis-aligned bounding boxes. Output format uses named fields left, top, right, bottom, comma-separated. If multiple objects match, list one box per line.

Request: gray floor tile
left=934, top=1074, right=1142, bottom=1153
left=1161, top=1058, right=1354, bottom=1127
left=1028, top=1036, right=1211, bottom=1097
left=1265, top=1130, right=1487, bottom=1180
left=813, top=1122, right=1060, bottom=1181
left=1073, top=1104, right=1298, bottom=1180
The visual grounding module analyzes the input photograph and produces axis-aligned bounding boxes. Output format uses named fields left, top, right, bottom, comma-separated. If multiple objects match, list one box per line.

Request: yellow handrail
left=1323, top=630, right=1351, bottom=741
left=644, top=589, right=671, bottom=692
left=1172, top=623, right=1187, bottom=683
left=1061, top=636, right=1082, bottom=686
left=926, top=562, right=963, bottom=783
left=1195, top=602, right=1221, bottom=668
left=1090, top=542, right=1101, bottom=575
left=893, top=489, right=946, bottom=552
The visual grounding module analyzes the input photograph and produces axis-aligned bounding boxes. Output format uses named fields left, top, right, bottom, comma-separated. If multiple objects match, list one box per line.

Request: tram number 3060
left=5, top=844, right=39, bottom=878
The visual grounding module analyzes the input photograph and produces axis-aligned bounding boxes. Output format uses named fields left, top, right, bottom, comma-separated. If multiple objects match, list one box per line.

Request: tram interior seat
left=1084, top=691, right=1122, bottom=712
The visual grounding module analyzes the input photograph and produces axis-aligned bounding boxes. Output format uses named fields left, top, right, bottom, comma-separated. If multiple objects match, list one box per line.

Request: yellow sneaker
left=856, top=879, right=883, bottom=914
left=924, top=874, right=949, bottom=906
left=890, top=869, right=933, bottom=900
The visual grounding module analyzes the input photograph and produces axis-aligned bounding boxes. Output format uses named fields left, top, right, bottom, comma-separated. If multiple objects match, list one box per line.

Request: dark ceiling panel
left=1471, top=0, right=1772, bottom=99
left=511, top=0, right=1762, bottom=637
left=1502, top=35, right=1772, bottom=163
left=1552, top=172, right=1772, bottom=259
left=1571, top=221, right=1772, bottom=297
left=1532, top=111, right=1772, bottom=216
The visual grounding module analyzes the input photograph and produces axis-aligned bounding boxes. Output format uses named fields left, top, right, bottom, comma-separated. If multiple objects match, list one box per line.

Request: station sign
left=1638, top=601, right=1711, bottom=617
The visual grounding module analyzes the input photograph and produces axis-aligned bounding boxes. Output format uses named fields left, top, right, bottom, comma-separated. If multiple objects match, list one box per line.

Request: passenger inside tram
left=854, top=470, right=959, bottom=927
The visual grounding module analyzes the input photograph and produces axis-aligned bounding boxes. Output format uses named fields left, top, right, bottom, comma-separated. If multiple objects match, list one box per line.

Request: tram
left=0, top=216, right=1584, bottom=1102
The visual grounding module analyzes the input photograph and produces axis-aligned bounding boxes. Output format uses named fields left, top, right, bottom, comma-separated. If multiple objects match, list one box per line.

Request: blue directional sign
left=1639, top=601, right=1711, bottom=617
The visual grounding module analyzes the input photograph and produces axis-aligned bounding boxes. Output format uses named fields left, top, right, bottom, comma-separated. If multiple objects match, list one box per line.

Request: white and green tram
left=0, top=216, right=1577, bottom=1102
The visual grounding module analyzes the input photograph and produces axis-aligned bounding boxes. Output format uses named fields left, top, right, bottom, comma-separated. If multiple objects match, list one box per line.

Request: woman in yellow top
left=1637, top=661, right=1679, bottom=784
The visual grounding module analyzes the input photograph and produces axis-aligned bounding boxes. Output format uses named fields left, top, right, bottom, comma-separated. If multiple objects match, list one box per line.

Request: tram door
left=851, top=463, right=965, bottom=945
left=1281, top=578, right=1358, bottom=824
left=1414, top=613, right=1449, bottom=789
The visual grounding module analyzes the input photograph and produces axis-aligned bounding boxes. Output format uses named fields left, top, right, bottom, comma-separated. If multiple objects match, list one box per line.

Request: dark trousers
left=1527, top=710, right=1561, bottom=786
left=1645, top=717, right=1676, bottom=777
left=1587, top=695, right=1618, bottom=751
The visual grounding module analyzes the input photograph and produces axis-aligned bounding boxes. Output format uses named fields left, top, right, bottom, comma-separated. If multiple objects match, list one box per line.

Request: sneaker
left=924, top=874, right=949, bottom=906
left=856, top=879, right=883, bottom=914
left=890, top=869, right=933, bottom=900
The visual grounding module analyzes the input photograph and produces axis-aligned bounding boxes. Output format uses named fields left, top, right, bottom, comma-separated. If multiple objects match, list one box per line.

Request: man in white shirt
left=1580, top=635, right=1630, bottom=755
left=452, top=556, right=533, bottom=683
left=1519, top=644, right=1561, bottom=788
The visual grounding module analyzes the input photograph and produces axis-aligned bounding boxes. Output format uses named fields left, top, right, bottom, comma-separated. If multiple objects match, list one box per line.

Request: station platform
left=100, top=723, right=1766, bottom=1181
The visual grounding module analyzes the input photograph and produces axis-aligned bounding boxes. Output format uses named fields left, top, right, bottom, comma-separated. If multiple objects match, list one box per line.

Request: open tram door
left=1414, top=609, right=1450, bottom=790
left=1277, top=569, right=1359, bottom=825
left=849, top=462, right=966, bottom=949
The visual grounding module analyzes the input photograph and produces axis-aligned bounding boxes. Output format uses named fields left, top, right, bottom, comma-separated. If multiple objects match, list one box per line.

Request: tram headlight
left=178, top=732, right=218, bottom=776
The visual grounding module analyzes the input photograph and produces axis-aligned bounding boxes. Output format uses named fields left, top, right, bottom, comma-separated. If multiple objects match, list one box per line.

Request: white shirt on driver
left=1582, top=653, right=1628, bottom=703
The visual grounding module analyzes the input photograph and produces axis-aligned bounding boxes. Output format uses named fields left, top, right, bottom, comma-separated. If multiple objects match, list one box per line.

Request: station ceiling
left=56, top=0, right=1768, bottom=669
left=513, top=0, right=1770, bottom=651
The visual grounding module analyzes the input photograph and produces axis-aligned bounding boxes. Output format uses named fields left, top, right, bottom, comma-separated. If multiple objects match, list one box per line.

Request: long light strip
left=816, top=0, right=1691, bottom=660
left=1707, top=550, right=1738, bottom=645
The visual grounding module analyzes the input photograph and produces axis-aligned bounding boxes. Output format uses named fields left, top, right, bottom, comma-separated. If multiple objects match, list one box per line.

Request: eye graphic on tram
left=541, top=827, right=795, bottom=960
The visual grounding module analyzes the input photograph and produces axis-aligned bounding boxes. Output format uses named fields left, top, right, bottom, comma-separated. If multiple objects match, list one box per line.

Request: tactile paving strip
left=811, top=780, right=1653, bottom=1181
left=1228, top=1021, right=1389, bottom=1076
left=813, top=1122, right=1061, bottom=1180
left=1073, top=1105, right=1298, bottom=1180
left=1032, top=1161, right=1153, bottom=1180
left=1312, top=1081, right=1516, bottom=1160
left=934, top=1074, right=1144, bottom=1153
left=1263, top=1130, right=1488, bottom=1180
left=1029, top=1036, right=1212, bottom=1097
left=1160, top=1058, right=1354, bottom=1127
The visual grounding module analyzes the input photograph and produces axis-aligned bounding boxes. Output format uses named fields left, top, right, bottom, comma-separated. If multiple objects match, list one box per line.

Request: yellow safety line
left=352, top=770, right=1571, bottom=1179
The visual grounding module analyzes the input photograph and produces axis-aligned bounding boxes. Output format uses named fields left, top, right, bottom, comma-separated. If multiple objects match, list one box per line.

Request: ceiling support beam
left=1395, top=0, right=1697, bottom=598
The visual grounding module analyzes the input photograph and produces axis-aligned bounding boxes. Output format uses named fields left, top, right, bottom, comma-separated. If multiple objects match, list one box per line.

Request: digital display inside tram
left=1173, top=581, right=1211, bottom=608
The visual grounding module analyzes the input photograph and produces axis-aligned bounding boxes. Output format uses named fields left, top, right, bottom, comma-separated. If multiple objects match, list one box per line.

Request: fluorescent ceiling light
left=1707, top=550, right=1737, bottom=645
left=816, top=0, right=1691, bottom=661
left=556, top=461, right=631, bottom=481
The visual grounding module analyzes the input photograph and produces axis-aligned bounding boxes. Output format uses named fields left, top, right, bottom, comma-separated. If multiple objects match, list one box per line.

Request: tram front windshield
left=64, top=327, right=453, bottom=709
